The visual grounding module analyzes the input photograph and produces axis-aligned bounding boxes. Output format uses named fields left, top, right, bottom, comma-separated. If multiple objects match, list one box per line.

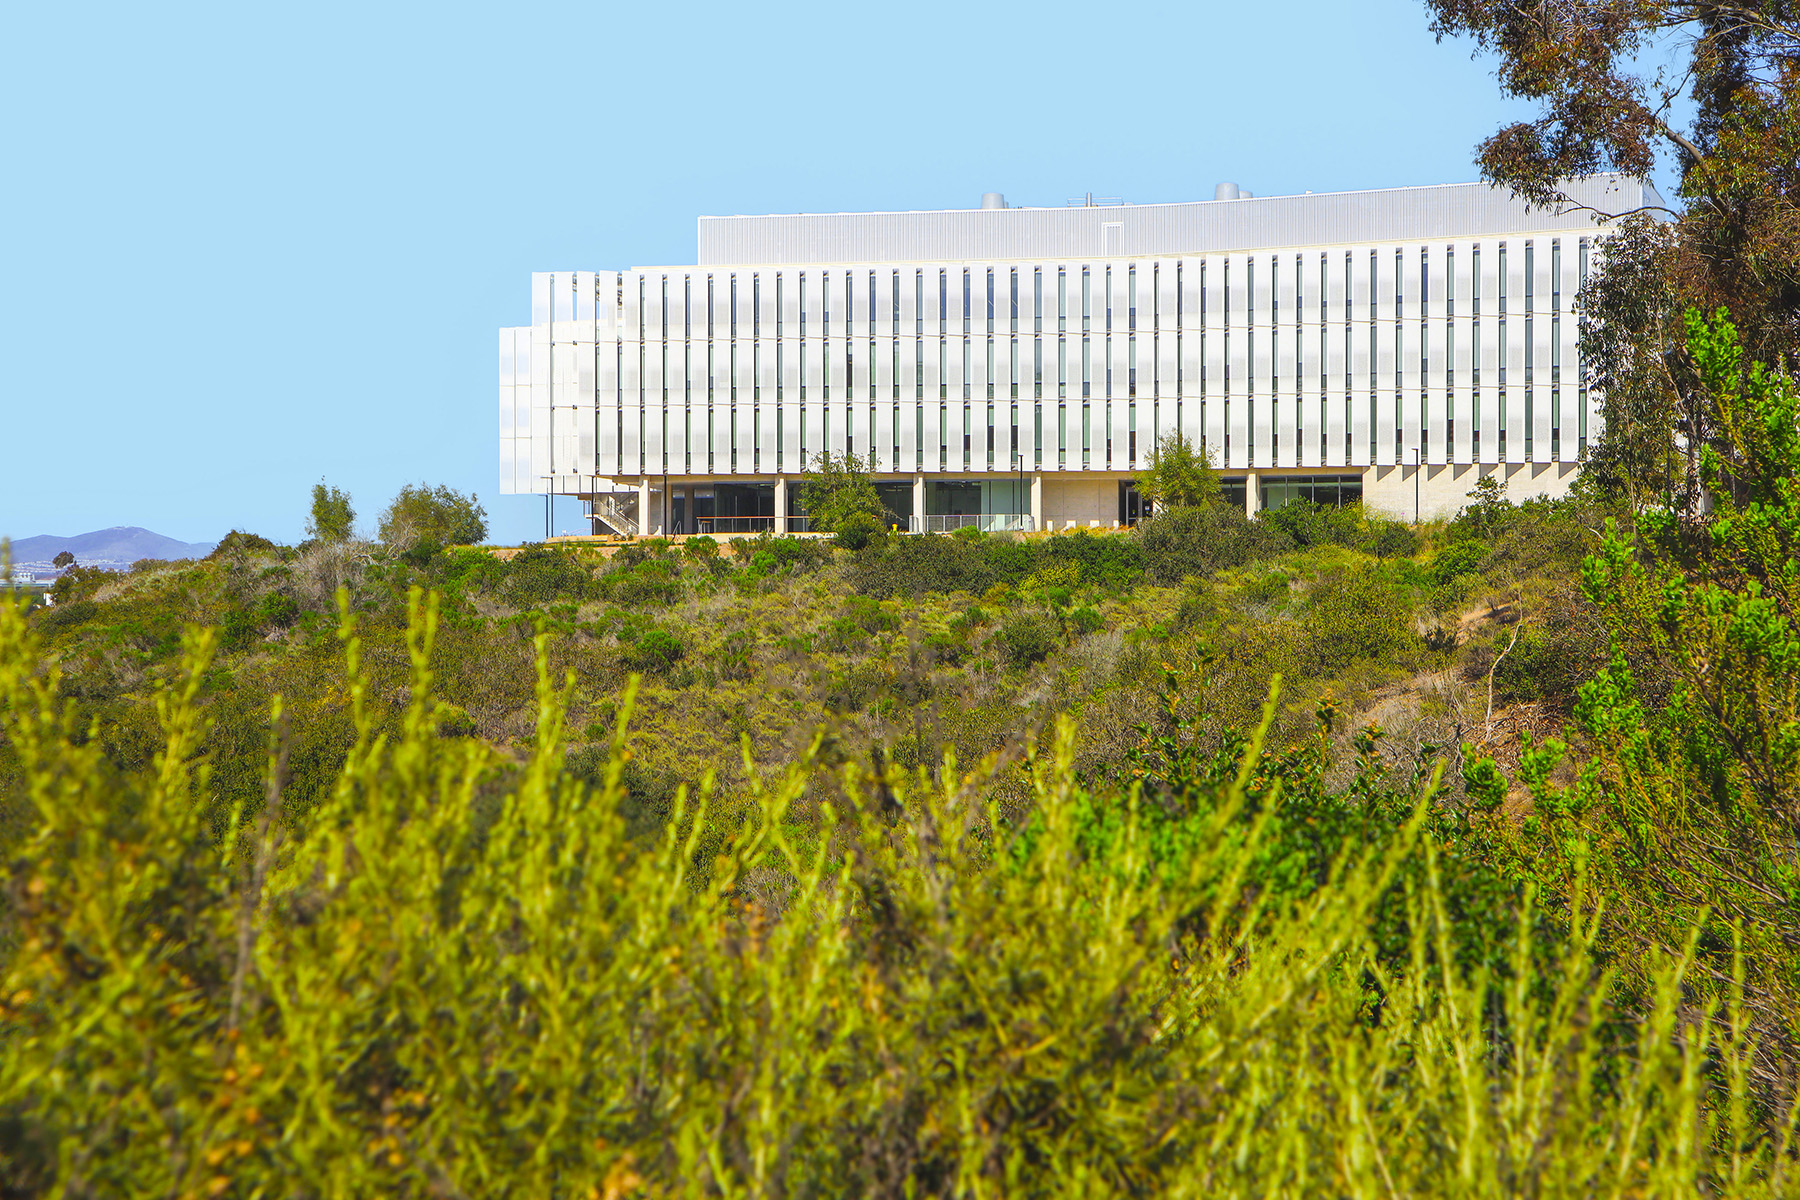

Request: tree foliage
left=797, top=452, right=884, bottom=544
left=1493, top=310, right=1800, bottom=1091
left=1137, top=431, right=1220, bottom=510
left=377, top=483, right=488, bottom=551
left=306, top=481, right=355, bottom=544
left=1425, top=0, right=1800, bottom=510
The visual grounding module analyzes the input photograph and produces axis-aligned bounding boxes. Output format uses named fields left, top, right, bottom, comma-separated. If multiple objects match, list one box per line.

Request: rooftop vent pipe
left=981, top=192, right=1007, bottom=209
left=1214, top=182, right=1239, bottom=201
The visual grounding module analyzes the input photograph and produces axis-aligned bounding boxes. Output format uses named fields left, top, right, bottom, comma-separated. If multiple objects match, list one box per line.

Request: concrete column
left=913, top=473, right=927, bottom=533
left=773, top=475, right=788, bottom=534
left=1030, top=472, right=1043, bottom=532
left=684, top=485, right=696, bottom=536
left=1243, top=471, right=1259, bottom=519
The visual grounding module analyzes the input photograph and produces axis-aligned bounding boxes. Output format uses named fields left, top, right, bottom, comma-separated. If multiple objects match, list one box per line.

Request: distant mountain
left=6, top=526, right=217, bottom=567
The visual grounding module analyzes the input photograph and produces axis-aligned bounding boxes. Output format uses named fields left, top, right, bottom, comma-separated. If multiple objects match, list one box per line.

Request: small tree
left=378, top=484, right=488, bottom=551
left=797, top=452, right=884, bottom=546
left=1138, top=432, right=1220, bottom=511
left=307, top=482, right=356, bottom=543
left=51, top=551, right=74, bottom=569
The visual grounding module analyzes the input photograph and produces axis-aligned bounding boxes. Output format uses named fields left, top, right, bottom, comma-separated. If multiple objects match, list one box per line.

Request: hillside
left=4, top=461, right=1797, bottom=1194
left=6, top=525, right=215, bottom=568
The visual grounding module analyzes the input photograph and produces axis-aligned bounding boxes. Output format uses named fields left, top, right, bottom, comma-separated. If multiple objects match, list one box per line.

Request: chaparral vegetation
left=9, top=3, right=1800, bottom=1194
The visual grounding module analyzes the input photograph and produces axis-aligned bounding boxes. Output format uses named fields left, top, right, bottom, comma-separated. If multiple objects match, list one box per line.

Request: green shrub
left=1306, top=567, right=1420, bottom=674
left=624, top=625, right=684, bottom=672
left=1367, top=519, right=1421, bottom=558
left=844, top=596, right=899, bottom=635
left=502, top=545, right=596, bottom=606
left=997, top=613, right=1058, bottom=666
left=834, top=510, right=882, bottom=551
left=603, top=559, right=682, bottom=606
left=0, top=597, right=1787, bottom=1196
left=1069, top=604, right=1105, bottom=635
left=29, top=599, right=98, bottom=634
left=847, top=534, right=995, bottom=598
left=377, top=482, right=488, bottom=549
left=1429, top=538, right=1487, bottom=586
left=206, top=530, right=280, bottom=561
left=1138, top=503, right=1294, bottom=583
left=731, top=533, right=833, bottom=574
left=1040, top=530, right=1145, bottom=589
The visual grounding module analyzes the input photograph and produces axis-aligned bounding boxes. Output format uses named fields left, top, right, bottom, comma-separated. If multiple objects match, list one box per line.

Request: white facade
left=502, top=177, right=1651, bottom=530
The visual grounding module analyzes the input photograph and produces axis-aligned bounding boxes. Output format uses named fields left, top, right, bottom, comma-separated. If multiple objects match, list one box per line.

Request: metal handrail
left=697, top=516, right=776, bottom=534
left=591, top=495, right=638, bottom=538
left=913, top=513, right=1035, bottom=534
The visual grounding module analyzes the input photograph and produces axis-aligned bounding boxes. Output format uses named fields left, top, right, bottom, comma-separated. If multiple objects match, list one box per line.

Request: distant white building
left=501, top=176, right=1652, bottom=534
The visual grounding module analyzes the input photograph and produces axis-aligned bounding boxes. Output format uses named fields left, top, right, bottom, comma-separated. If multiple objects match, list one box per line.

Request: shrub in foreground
left=0, top=592, right=1794, bottom=1196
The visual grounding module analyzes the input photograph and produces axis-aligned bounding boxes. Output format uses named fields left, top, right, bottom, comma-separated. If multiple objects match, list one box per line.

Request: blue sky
left=0, top=0, right=1679, bottom=546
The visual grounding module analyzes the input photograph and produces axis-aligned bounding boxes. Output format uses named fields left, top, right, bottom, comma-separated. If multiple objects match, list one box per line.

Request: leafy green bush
left=1069, top=604, right=1105, bottom=635
left=205, top=530, right=280, bottom=561
left=29, top=599, right=97, bottom=634
left=501, top=545, right=597, bottom=606
left=1367, top=519, right=1421, bottom=558
left=0, top=595, right=1789, bottom=1196
left=848, top=533, right=995, bottom=598
left=1429, top=538, right=1487, bottom=586
left=1305, top=567, right=1420, bottom=674
left=1039, top=530, right=1144, bottom=590
left=833, top=509, right=883, bottom=551
left=623, top=625, right=684, bottom=673
left=997, top=612, right=1058, bottom=665
left=377, top=482, right=488, bottom=549
left=1519, top=313, right=1800, bottom=1065
left=602, top=558, right=682, bottom=606
left=729, top=533, right=833, bottom=574
left=1138, top=503, right=1294, bottom=583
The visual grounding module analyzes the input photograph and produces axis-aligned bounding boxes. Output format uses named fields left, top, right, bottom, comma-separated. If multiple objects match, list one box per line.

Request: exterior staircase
left=588, top=493, right=639, bottom=538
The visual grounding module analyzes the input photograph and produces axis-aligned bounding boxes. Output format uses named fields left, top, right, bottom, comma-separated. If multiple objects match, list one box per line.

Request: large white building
left=500, top=176, right=1651, bottom=535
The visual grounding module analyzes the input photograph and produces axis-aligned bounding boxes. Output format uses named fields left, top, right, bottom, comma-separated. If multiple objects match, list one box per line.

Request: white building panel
left=946, top=391, right=966, bottom=471
left=1107, top=386, right=1127, bottom=470
left=575, top=270, right=596, bottom=329
left=1324, top=255, right=1347, bottom=467
left=576, top=346, right=597, bottom=476
left=1372, top=249, right=1396, bottom=466
left=779, top=341, right=802, bottom=470
left=531, top=273, right=552, bottom=327
left=1449, top=243, right=1473, bottom=463
left=595, top=272, right=619, bottom=341
left=1200, top=267, right=1224, bottom=454
left=898, top=392, right=918, bottom=469
left=1558, top=314, right=1580, bottom=459
left=1423, top=244, right=1445, bottom=464
left=1504, top=314, right=1527, bottom=466
left=970, top=333, right=992, bottom=452
left=1348, top=250, right=1371, bottom=466
left=754, top=396, right=777, bottom=475
left=1276, top=257, right=1298, bottom=467
left=651, top=345, right=677, bottom=472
